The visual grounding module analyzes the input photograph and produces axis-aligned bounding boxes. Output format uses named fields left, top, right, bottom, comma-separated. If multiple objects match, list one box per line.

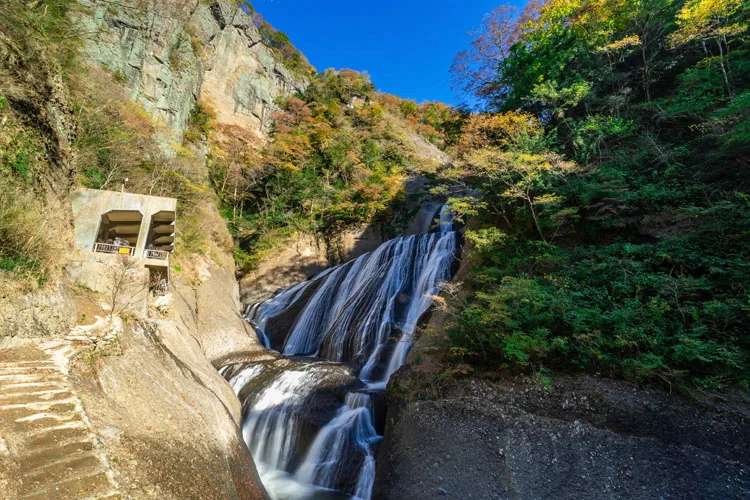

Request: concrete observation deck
left=71, top=188, right=177, bottom=268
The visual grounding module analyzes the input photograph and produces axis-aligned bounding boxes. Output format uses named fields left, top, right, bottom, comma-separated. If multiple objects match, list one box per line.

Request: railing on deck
left=93, top=242, right=135, bottom=256
left=144, top=249, right=170, bottom=260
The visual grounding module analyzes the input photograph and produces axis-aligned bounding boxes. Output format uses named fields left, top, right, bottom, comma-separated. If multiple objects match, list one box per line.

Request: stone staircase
left=0, top=344, right=121, bottom=499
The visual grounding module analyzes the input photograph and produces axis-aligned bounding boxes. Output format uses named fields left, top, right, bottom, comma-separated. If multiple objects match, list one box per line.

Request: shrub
left=0, top=178, right=67, bottom=282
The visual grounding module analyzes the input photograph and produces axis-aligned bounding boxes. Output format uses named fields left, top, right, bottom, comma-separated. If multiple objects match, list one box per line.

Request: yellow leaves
left=309, top=120, right=334, bottom=149
left=599, top=34, right=642, bottom=52
left=463, top=149, right=578, bottom=193
left=671, top=0, right=745, bottom=45
left=535, top=193, right=564, bottom=205
left=716, top=23, right=747, bottom=37
left=281, top=161, right=300, bottom=172
left=535, top=0, right=580, bottom=24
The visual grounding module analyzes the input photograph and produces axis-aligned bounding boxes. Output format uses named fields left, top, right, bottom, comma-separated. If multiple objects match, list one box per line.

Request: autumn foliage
left=224, top=69, right=450, bottom=270
left=445, top=0, right=749, bottom=388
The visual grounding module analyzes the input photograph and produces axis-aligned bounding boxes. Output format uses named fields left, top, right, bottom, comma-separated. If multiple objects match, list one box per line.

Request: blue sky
left=251, top=1, right=524, bottom=105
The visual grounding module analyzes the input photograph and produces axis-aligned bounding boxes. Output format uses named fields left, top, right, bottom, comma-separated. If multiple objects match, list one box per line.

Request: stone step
left=18, top=441, right=95, bottom=471
left=11, top=413, right=81, bottom=432
left=25, top=420, right=87, bottom=437
left=20, top=471, right=112, bottom=500
left=21, top=454, right=104, bottom=489
left=0, top=359, right=57, bottom=369
left=26, top=426, right=91, bottom=451
left=1, top=402, right=78, bottom=422
left=0, top=370, right=64, bottom=378
left=0, top=345, right=120, bottom=499
left=1, top=397, right=78, bottom=411
left=0, top=364, right=60, bottom=371
left=0, top=390, right=73, bottom=406
left=0, top=373, right=66, bottom=383
left=0, top=382, right=67, bottom=394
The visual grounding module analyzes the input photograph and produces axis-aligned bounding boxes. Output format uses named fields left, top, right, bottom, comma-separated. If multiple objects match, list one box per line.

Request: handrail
left=94, top=242, right=135, bottom=256
left=144, top=249, right=170, bottom=260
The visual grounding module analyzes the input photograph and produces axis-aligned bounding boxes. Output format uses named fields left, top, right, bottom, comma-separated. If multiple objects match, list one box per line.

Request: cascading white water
left=439, top=204, right=455, bottom=233
left=228, top=364, right=265, bottom=394
left=354, top=455, right=376, bottom=500
left=377, top=230, right=456, bottom=383
left=228, top=209, right=458, bottom=499
left=294, top=392, right=380, bottom=495
left=281, top=261, right=361, bottom=356
left=239, top=364, right=357, bottom=499
left=247, top=231, right=457, bottom=376
left=246, top=275, right=327, bottom=348
left=242, top=369, right=315, bottom=472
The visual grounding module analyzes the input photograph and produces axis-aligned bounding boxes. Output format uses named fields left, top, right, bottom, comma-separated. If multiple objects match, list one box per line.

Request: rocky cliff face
left=75, top=0, right=308, bottom=143
left=1, top=2, right=298, bottom=496
left=375, top=243, right=749, bottom=499
left=376, top=370, right=750, bottom=499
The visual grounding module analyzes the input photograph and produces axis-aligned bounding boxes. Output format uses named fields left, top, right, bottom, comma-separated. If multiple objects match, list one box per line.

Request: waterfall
left=242, top=369, right=316, bottom=472
left=294, top=392, right=380, bottom=496
left=246, top=275, right=328, bottom=348
left=439, top=204, right=455, bottom=233
left=245, top=231, right=457, bottom=376
left=230, top=217, right=458, bottom=499
left=228, top=364, right=265, bottom=394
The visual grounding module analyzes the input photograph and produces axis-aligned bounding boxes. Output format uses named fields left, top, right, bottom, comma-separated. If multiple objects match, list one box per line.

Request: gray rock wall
left=74, top=0, right=308, bottom=144
left=0, top=283, right=77, bottom=339
left=375, top=371, right=750, bottom=499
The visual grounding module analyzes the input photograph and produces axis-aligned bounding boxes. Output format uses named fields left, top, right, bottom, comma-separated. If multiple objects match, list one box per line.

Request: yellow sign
left=118, top=247, right=131, bottom=255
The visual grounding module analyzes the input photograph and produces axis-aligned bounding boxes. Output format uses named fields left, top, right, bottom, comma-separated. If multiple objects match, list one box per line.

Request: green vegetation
left=1, top=0, right=214, bottom=285
left=211, top=69, right=458, bottom=271
left=0, top=121, right=50, bottom=279
left=0, top=159, right=59, bottom=285
left=2, top=0, right=745, bottom=391
left=1, top=123, right=43, bottom=184
left=251, top=10, right=315, bottom=78
left=0, top=0, right=79, bottom=284
left=446, top=0, right=749, bottom=389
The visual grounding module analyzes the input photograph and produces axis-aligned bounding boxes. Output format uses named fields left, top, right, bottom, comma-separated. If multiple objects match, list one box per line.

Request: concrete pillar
left=134, top=210, right=149, bottom=258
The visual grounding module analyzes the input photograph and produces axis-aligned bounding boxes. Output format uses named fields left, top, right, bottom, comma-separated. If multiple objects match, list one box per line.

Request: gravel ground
left=374, top=370, right=749, bottom=499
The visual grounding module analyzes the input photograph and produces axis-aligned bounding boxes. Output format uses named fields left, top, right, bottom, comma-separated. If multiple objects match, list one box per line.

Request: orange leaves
left=456, top=111, right=541, bottom=156
left=285, top=97, right=314, bottom=125
left=273, top=97, right=314, bottom=134
left=372, top=92, right=457, bottom=147
left=309, top=120, right=334, bottom=149
left=352, top=102, right=384, bottom=128
left=266, top=119, right=312, bottom=171
left=345, top=150, right=361, bottom=166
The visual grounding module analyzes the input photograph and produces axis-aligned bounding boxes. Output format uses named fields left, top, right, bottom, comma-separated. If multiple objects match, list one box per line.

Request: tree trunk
left=233, top=183, right=238, bottom=224
left=715, top=37, right=732, bottom=96
left=526, top=194, right=546, bottom=242
left=641, top=44, right=651, bottom=101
